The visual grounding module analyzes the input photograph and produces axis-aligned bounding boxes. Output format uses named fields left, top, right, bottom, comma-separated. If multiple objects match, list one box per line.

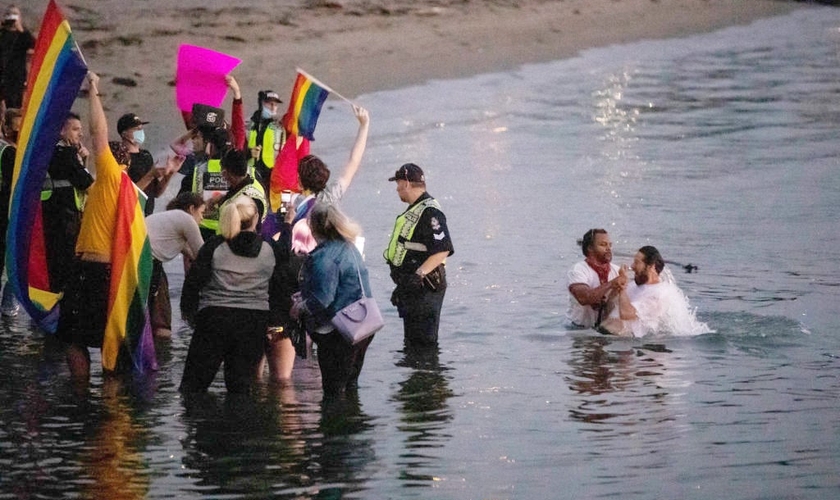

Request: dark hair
left=3, top=107, right=21, bottom=124
left=108, top=140, right=131, bottom=167
left=581, top=228, right=607, bottom=257
left=2, top=107, right=20, bottom=132
left=208, top=127, right=231, bottom=158
left=638, top=245, right=665, bottom=274
left=221, top=148, right=249, bottom=177
left=166, top=192, right=204, bottom=212
left=250, top=91, right=267, bottom=124
left=297, top=155, right=330, bottom=193
left=65, top=111, right=81, bottom=124
left=195, top=125, right=215, bottom=141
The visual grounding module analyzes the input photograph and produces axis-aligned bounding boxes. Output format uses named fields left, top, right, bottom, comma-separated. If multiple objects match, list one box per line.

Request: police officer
left=42, top=112, right=93, bottom=293
left=384, top=163, right=454, bottom=347
left=187, top=126, right=232, bottom=241
left=247, top=90, right=285, bottom=191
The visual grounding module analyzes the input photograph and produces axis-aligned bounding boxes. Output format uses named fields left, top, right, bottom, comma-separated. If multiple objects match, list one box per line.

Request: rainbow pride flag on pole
left=269, top=70, right=334, bottom=209
left=282, top=69, right=331, bottom=141
left=6, top=0, right=87, bottom=333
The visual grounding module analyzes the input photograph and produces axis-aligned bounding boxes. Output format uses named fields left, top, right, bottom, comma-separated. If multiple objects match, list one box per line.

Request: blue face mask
left=261, top=106, right=276, bottom=120
left=133, top=128, right=145, bottom=146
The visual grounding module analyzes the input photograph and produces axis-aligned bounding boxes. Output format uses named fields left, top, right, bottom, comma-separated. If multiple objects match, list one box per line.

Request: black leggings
left=180, top=306, right=267, bottom=394
left=310, top=330, right=374, bottom=396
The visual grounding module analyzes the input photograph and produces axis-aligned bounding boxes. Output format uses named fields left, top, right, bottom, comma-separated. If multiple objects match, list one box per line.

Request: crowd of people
left=1, top=2, right=711, bottom=401
left=0, top=2, right=457, bottom=399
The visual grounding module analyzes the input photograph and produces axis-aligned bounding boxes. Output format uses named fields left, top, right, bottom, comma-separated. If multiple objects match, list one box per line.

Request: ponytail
left=219, top=195, right=257, bottom=240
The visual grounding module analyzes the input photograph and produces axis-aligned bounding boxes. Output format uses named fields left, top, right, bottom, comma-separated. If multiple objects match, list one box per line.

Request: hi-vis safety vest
left=248, top=122, right=285, bottom=170
left=37, top=145, right=88, bottom=209
left=384, top=197, right=441, bottom=267
left=192, top=159, right=225, bottom=232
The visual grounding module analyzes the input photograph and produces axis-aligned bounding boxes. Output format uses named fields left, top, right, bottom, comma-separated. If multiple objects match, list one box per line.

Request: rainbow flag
left=103, top=177, right=156, bottom=373
left=6, top=0, right=87, bottom=333
left=282, top=70, right=330, bottom=141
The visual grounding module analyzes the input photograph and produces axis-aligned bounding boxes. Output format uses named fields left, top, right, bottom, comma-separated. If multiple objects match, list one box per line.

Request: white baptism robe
left=617, top=281, right=710, bottom=337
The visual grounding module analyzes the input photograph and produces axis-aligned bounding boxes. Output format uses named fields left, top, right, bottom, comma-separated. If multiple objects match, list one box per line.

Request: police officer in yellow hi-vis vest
left=187, top=127, right=237, bottom=241
left=385, top=163, right=454, bottom=347
left=41, top=112, right=94, bottom=293
left=247, top=90, right=286, bottom=192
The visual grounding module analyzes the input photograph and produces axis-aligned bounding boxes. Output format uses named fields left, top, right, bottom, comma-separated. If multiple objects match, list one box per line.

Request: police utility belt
left=391, top=263, right=445, bottom=292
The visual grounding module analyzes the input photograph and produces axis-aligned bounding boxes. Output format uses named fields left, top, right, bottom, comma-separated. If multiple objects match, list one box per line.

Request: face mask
left=133, top=129, right=145, bottom=146
left=261, top=106, right=276, bottom=120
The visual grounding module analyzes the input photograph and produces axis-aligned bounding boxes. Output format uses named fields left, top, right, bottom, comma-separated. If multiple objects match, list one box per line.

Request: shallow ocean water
left=2, top=6, right=840, bottom=499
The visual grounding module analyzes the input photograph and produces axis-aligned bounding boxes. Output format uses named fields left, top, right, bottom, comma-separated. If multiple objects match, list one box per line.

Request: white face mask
left=133, top=129, right=145, bottom=146
left=261, top=106, right=276, bottom=120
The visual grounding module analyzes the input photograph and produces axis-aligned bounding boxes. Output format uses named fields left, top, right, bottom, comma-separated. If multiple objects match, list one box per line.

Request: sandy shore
left=21, top=0, right=806, bottom=141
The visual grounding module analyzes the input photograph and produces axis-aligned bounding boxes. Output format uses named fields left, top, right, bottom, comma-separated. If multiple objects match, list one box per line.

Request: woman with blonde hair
left=291, top=202, right=375, bottom=396
left=180, top=195, right=290, bottom=393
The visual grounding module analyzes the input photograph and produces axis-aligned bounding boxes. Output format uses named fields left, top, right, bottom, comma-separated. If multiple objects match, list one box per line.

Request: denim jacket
left=300, top=239, right=372, bottom=331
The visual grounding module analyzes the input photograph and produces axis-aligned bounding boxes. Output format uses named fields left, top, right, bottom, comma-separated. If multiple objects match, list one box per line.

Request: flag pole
left=296, top=67, right=355, bottom=105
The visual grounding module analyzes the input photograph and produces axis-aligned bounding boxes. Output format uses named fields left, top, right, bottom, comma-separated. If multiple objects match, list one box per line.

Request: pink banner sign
left=175, top=44, right=241, bottom=112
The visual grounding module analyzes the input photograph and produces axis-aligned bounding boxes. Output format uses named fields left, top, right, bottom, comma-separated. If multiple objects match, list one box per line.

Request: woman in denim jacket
left=292, top=202, right=375, bottom=396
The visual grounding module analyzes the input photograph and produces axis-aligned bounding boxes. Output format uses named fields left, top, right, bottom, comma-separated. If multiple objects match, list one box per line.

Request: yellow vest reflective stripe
left=247, top=124, right=284, bottom=169
left=384, top=198, right=441, bottom=267
left=193, top=159, right=224, bottom=232
left=39, top=176, right=87, bottom=210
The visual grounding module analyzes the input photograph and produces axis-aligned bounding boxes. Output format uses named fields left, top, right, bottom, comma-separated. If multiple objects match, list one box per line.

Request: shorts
left=56, top=260, right=110, bottom=348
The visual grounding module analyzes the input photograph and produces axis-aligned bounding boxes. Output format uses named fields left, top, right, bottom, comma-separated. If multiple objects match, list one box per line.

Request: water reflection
left=392, top=345, right=454, bottom=487
left=0, top=330, right=154, bottom=499
left=179, top=380, right=375, bottom=499
left=567, top=337, right=635, bottom=394
left=311, top=393, right=376, bottom=498
left=565, top=335, right=692, bottom=438
left=566, top=336, right=675, bottom=425
left=80, top=377, right=151, bottom=499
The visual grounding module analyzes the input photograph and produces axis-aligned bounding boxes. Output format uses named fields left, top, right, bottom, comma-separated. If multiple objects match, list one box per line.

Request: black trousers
left=180, top=306, right=267, bottom=394
left=398, top=288, right=446, bottom=347
left=392, top=265, right=448, bottom=347
left=310, top=330, right=374, bottom=396
left=42, top=203, right=82, bottom=293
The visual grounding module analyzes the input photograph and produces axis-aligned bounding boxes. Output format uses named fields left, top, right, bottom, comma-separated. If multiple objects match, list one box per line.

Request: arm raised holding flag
left=334, top=104, right=370, bottom=192
left=270, top=70, right=369, bottom=203
left=59, top=71, right=156, bottom=379
left=260, top=99, right=369, bottom=384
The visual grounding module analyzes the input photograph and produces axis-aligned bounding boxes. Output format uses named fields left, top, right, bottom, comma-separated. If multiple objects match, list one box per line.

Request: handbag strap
left=348, top=244, right=366, bottom=300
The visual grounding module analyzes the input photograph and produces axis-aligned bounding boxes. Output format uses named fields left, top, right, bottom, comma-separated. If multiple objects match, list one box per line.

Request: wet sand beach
left=20, top=0, right=804, bottom=139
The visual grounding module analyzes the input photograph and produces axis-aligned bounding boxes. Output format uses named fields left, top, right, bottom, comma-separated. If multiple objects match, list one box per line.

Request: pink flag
left=175, top=44, right=240, bottom=112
